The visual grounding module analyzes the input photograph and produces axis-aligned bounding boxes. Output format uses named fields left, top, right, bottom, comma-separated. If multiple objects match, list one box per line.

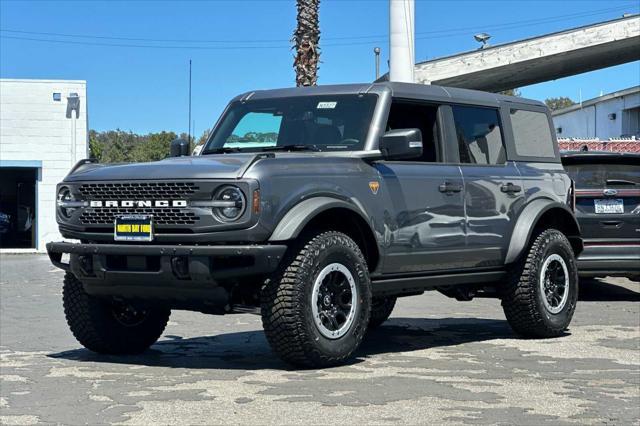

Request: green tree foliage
left=498, top=88, right=521, bottom=97
left=190, top=129, right=210, bottom=155
left=89, top=129, right=178, bottom=163
left=197, top=129, right=209, bottom=146
left=131, top=131, right=176, bottom=162
left=545, top=97, right=576, bottom=111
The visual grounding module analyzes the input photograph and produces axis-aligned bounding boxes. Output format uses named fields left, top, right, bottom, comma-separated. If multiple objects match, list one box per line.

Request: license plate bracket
left=114, top=215, right=154, bottom=242
left=594, top=199, right=624, bottom=214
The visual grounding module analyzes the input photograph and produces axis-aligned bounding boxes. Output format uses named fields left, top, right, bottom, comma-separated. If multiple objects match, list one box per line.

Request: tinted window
left=386, top=102, right=440, bottom=162
left=203, top=94, right=377, bottom=153
left=453, top=106, right=505, bottom=165
left=564, top=162, right=639, bottom=189
left=510, top=109, right=555, bottom=158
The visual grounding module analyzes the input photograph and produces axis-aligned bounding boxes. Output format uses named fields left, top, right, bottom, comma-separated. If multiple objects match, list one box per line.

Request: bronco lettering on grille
left=89, top=200, right=188, bottom=208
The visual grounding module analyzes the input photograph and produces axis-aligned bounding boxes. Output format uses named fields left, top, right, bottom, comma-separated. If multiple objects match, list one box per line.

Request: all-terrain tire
left=368, top=297, right=397, bottom=329
left=261, top=231, right=372, bottom=367
left=502, top=228, right=578, bottom=338
left=63, top=272, right=170, bottom=354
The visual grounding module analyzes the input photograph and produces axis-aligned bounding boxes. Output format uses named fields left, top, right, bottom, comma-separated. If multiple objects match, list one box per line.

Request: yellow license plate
left=114, top=215, right=153, bottom=242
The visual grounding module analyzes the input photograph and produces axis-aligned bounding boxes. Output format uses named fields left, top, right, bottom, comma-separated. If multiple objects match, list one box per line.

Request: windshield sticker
left=317, top=101, right=337, bottom=109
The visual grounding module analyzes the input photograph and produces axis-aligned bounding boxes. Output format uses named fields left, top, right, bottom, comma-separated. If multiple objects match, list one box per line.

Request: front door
left=376, top=101, right=467, bottom=274
left=377, top=162, right=466, bottom=273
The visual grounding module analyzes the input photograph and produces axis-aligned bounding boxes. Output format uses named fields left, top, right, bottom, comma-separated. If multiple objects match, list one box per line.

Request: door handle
left=500, top=183, right=522, bottom=194
left=600, top=220, right=622, bottom=227
left=438, top=182, right=462, bottom=194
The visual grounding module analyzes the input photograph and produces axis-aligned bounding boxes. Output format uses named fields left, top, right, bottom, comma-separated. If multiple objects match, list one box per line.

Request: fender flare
left=504, top=199, right=581, bottom=264
left=268, top=196, right=371, bottom=242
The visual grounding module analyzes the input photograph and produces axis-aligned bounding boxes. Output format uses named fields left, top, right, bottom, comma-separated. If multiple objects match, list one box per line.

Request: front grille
left=78, top=182, right=199, bottom=200
left=80, top=208, right=200, bottom=226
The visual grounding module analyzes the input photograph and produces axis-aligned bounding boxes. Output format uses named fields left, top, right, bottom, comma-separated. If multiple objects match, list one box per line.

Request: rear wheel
left=502, top=228, right=578, bottom=338
left=368, top=297, right=396, bottom=329
left=63, top=272, right=170, bottom=354
left=261, top=231, right=371, bottom=367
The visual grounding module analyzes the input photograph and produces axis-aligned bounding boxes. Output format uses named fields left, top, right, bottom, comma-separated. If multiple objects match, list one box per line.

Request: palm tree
left=293, top=0, right=320, bottom=86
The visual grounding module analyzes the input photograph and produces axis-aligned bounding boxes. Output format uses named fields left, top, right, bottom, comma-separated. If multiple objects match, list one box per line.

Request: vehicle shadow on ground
left=579, top=278, right=639, bottom=302
left=48, top=317, right=520, bottom=371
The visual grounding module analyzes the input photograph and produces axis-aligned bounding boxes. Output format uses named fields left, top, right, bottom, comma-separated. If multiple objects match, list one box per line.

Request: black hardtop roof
left=233, top=82, right=546, bottom=109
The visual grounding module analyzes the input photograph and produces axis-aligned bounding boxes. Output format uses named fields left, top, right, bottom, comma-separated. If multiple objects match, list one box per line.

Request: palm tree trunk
left=293, top=0, right=320, bottom=87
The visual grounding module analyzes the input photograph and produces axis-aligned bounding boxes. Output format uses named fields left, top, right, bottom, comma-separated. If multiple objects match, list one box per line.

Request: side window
left=385, top=101, right=441, bottom=162
left=453, top=105, right=506, bottom=165
left=510, top=109, right=556, bottom=158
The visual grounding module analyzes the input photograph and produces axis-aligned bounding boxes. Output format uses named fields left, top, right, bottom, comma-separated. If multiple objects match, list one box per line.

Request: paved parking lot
left=1, top=254, right=638, bottom=425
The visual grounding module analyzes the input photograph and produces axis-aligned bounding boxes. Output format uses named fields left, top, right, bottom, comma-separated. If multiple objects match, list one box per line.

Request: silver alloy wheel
left=539, top=253, right=570, bottom=314
left=311, top=263, right=358, bottom=339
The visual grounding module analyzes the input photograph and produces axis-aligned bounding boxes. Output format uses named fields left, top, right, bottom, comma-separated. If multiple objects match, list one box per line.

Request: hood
left=64, top=154, right=263, bottom=182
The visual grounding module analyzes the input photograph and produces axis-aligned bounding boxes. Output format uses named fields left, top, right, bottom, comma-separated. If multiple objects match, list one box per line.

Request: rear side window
left=564, top=162, right=640, bottom=189
left=453, top=105, right=506, bottom=165
left=510, top=109, right=556, bottom=158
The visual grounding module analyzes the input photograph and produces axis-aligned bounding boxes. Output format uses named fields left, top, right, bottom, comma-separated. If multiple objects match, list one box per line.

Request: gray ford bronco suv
left=47, top=82, right=582, bottom=367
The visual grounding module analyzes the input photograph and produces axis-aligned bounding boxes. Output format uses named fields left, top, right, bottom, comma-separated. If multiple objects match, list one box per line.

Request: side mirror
left=170, top=139, right=190, bottom=157
left=379, top=128, right=423, bottom=160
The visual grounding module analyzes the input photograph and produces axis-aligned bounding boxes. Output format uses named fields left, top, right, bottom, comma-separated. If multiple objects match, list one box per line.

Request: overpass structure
left=407, top=15, right=640, bottom=92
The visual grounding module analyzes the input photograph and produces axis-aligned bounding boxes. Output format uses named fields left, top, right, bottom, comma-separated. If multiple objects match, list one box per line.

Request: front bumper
left=46, top=242, right=287, bottom=303
left=577, top=242, right=640, bottom=278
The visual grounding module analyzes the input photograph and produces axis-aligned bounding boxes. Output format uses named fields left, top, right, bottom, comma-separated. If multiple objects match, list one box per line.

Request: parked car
left=47, top=82, right=582, bottom=367
left=562, top=151, right=640, bottom=281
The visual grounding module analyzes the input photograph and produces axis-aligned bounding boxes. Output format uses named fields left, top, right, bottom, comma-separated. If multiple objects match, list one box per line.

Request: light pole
left=188, top=59, right=192, bottom=145
left=389, top=0, right=415, bottom=83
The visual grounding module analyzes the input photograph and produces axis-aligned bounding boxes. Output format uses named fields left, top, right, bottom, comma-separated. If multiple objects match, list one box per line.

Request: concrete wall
left=552, top=92, right=640, bottom=139
left=412, top=15, right=640, bottom=92
left=0, top=79, right=88, bottom=250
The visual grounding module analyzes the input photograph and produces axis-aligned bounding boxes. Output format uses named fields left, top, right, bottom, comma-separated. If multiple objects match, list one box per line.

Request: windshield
left=202, top=94, right=377, bottom=154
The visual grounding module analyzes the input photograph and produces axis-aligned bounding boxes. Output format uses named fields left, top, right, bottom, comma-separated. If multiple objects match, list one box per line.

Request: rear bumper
left=577, top=243, right=640, bottom=277
left=46, top=242, right=287, bottom=304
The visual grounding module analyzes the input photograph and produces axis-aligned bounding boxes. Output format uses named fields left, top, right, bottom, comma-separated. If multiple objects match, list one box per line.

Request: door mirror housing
left=379, top=128, right=423, bottom=160
left=170, top=139, right=190, bottom=157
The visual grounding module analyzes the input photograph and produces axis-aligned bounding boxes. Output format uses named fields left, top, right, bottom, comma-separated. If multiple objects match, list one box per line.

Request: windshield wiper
left=203, top=147, right=243, bottom=154
left=260, top=144, right=321, bottom=152
left=606, top=179, right=637, bottom=186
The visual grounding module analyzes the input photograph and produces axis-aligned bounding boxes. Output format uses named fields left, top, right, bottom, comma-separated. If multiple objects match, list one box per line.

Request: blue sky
left=1, top=0, right=639, bottom=136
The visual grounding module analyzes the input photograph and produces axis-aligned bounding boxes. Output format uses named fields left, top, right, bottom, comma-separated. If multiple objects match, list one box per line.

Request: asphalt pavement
left=1, top=254, right=638, bottom=425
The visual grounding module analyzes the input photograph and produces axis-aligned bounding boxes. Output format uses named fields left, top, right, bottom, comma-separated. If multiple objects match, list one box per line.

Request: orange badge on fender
left=369, top=181, right=380, bottom=195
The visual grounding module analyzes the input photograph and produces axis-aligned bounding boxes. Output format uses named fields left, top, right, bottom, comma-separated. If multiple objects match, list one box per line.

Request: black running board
left=371, top=270, right=506, bottom=297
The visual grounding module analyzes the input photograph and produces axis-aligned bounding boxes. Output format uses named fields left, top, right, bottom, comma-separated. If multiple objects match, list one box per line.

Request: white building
left=0, top=79, right=88, bottom=251
left=552, top=86, right=640, bottom=140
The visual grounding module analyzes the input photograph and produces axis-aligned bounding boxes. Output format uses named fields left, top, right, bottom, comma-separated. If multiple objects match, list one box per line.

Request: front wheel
left=261, top=231, right=371, bottom=367
left=368, top=297, right=396, bottom=329
left=63, top=272, right=170, bottom=354
left=502, top=228, right=578, bottom=338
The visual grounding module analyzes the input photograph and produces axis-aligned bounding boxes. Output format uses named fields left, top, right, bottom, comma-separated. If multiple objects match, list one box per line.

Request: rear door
left=452, top=105, right=525, bottom=268
left=563, top=156, right=640, bottom=241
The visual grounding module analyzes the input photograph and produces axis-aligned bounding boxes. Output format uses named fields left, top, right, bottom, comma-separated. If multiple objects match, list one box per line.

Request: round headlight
left=57, top=187, right=76, bottom=218
left=213, top=186, right=246, bottom=222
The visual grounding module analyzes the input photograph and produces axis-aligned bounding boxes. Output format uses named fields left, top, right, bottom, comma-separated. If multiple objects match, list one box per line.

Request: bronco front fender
left=268, top=196, right=370, bottom=242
